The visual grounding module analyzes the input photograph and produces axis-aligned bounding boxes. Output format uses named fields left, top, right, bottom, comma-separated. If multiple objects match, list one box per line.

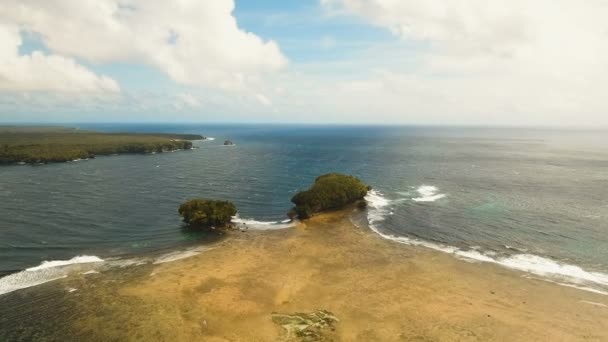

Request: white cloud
left=1, top=0, right=287, bottom=91
left=2, top=0, right=607, bottom=126
left=0, top=24, right=119, bottom=93
left=319, top=0, right=608, bottom=125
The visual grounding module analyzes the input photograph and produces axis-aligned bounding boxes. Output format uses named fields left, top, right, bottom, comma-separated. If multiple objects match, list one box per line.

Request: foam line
left=364, top=190, right=608, bottom=295
left=231, top=215, right=296, bottom=230
left=0, top=255, right=104, bottom=295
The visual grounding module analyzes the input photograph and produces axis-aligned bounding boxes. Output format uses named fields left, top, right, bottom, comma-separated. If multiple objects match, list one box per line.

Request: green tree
left=178, top=199, right=237, bottom=229
left=291, top=173, right=369, bottom=219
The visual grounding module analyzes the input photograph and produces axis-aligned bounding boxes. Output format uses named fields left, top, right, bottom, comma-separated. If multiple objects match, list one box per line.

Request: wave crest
left=412, top=185, right=446, bottom=202
left=0, top=255, right=104, bottom=296
left=231, top=215, right=295, bottom=230
left=364, top=190, right=608, bottom=295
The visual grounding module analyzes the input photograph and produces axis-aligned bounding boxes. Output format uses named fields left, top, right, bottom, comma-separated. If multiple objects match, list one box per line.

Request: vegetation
left=290, top=173, right=369, bottom=219
left=0, top=126, right=204, bottom=164
left=178, top=199, right=237, bottom=229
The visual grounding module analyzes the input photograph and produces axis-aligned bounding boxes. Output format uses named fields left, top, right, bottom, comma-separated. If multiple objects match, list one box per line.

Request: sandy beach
left=41, top=209, right=605, bottom=341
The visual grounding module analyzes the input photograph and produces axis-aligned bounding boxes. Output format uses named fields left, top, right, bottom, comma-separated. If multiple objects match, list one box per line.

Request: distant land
left=0, top=126, right=204, bottom=165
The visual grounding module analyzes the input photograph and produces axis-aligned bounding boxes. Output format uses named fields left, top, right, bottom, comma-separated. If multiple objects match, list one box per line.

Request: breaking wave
left=231, top=215, right=296, bottom=230
left=364, top=190, right=608, bottom=295
left=0, top=255, right=104, bottom=295
left=412, top=185, right=446, bottom=202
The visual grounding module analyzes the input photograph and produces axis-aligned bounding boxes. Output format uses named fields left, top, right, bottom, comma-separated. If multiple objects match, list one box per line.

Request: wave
left=26, top=255, right=103, bottom=271
left=0, top=247, right=215, bottom=295
left=0, top=255, right=104, bottom=296
left=412, top=185, right=446, bottom=202
left=231, top=215, right=296, bottom=230
left=206, top=137, right=216, bottom=141
left=364, top=190, right=608, bottom=295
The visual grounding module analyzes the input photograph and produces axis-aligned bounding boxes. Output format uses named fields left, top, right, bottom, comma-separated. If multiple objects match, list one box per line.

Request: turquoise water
left=1, top=124, right=607, bottom=293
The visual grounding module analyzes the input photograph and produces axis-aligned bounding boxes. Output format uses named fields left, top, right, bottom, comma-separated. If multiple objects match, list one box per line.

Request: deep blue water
left=1, top=124, right=608, bottom=292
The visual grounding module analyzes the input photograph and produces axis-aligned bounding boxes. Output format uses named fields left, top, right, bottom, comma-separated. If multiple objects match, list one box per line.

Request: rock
left=356, top=200, right=367, bottom=209
left=223, top=140, right=234, bottom=146
left=271, top=310, right=338, bottom=341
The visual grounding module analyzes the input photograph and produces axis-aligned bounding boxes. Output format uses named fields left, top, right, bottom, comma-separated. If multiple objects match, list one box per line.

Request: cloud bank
left=319, top=0, right=608, bottom=125
left=1, top=0, right=608, bottom=125
left=0, top=24, right=119, bottom=93
left=0, top=0, right=287, bottom=93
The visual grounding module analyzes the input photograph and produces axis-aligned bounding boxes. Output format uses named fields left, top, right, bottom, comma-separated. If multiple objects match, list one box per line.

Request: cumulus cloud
left=1, top=0, right=287, bottom=91
left=0, top=24, right=119, bottom=93
left=320, top=0, right=608, bottom=125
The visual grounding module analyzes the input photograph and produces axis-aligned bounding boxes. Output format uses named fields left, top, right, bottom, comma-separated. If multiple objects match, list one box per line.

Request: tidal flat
left=1, top=211, right=607, bottom=341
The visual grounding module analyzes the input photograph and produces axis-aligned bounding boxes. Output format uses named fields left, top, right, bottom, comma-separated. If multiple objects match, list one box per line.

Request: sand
left=67, top=211, right=608, bottom=341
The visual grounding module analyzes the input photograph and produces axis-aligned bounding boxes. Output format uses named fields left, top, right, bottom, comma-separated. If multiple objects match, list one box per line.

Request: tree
left=178, top=199, right=237, bottom=229
left=290, top=173, right=369, bottom=219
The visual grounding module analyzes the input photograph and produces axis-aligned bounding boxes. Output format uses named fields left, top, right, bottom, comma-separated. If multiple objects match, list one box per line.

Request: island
left=0, top=126, right=205, bottom=164
left=178, top=199, right=237, bottom=230
left=289, top=173, right=369, bottom=219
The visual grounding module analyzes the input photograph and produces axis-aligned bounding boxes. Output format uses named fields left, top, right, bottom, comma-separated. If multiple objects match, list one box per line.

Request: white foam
left=153, top=249, right=204, bottom=264
left=524, top=275, right=608, bottom=296
left=26, top=255, right=103, bottom=271
left=108, top=258, right=148, bottom=268
left=206, top=137, right=216, bottom=141
left=231, top=215, right=296, bottom=230
left=497, top=254, right=608, bottom=288
left=364, top=190, right=608, bottom=295
left=580, top=300, right=608, bottom=307
left=412, top=185, right=446, bottom=202
left=0, top=255, right=104, bottom=296
left=556, top=283, right=608, bottom=296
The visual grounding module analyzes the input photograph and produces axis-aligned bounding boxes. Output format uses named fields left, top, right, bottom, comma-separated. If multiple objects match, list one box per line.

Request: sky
left=1, top=0, right=607, bottom=126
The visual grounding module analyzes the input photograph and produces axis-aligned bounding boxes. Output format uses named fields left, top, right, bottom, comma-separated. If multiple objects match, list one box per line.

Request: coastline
left=0, top=126, right=206, bottom=165
left=3, top=210, right=606, bottom=341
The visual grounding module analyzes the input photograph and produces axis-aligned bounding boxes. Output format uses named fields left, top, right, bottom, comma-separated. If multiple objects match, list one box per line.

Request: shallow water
left=1, top=124, right=607, bottom=293
left=2, top=213, right=606, bottom=341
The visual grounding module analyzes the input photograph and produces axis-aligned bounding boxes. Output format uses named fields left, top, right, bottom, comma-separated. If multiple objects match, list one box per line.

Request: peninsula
left=0, top=126, right=204, bottom=164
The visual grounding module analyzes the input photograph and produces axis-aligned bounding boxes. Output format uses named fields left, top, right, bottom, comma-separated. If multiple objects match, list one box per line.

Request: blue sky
left=1, top=0, right=607, bottom=126
left=78, top=0, right=398, bottom=95
left=234, top=0, right=394, bottom=63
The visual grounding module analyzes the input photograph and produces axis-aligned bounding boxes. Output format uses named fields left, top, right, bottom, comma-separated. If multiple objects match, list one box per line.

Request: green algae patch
left=271, top=310, right=339, bottom=341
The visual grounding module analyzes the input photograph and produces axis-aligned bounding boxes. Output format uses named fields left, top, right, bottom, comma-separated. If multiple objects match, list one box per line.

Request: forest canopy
left=0, top=126, right=204, bottom=164
left=290, top=173, right=369, bottom=219
left=178, top=199, right=237, bottom=229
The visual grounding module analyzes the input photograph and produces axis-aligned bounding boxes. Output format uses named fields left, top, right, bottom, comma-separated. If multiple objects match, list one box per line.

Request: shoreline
left=2, top=210, right=606, bottom=341
left=365, top=190, right=608, bottom=295
left=0, top=126, right=206, bottom=165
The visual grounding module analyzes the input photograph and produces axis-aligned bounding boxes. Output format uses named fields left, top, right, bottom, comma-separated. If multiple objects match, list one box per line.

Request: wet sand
left=54, top=211, right=608, bottom=341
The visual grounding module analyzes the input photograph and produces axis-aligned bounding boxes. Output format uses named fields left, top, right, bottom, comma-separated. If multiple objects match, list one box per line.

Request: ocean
left=1, top=124, right=607, bottom=295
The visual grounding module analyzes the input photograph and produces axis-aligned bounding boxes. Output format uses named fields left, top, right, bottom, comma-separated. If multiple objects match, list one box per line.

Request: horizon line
left=2, top=121, right=608, bottom=131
